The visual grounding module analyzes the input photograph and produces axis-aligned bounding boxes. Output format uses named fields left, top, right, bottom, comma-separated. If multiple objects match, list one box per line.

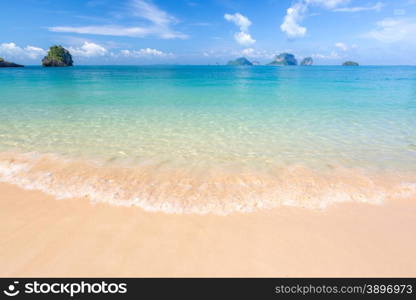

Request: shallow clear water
left=0, top=66, right=415, bottom=213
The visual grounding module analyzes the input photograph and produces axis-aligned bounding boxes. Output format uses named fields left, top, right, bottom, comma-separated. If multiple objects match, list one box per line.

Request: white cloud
left=335, top=42, right=357, bottom=51
left=280, top=2, right=308, bottom=38
left=333, top=2, right=384, bottom=12
left=335, top=42, right=348, bottom=51
left=312, top=51, right=341, bottom=59
left=365, top=18, right=416, bottom=43
left=24, top=46, right=47, bottom=59
left=49, top=25, right=152, bottom=37
left=68, top=42, right=108, bottom=57
left=234, top=32, right=255, bottom=46
left=0, top=42, right=46, bottom=59
left=281, top=0, right=377, bottom=38
left=120, top=48, right=172, bottom=57
left=240, top=48, right=274, bottom=59
left=241, top=48, right=255, bottom=56
left=224, top=12, right=256, bottom=46
left=131, top=0, right=177, bottom=26
left=224, top=13, right=252, bottom=31
left=49, top=0, right=187, bottom=39
left=309, top=0, right=350, bottom=9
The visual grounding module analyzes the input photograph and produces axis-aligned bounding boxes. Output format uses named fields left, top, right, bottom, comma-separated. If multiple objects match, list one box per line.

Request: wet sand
left=1, top=182, right=415, bottom=277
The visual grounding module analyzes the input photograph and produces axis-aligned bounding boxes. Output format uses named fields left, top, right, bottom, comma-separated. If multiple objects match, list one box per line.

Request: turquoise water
left=0, top=66, right=415, bottom=213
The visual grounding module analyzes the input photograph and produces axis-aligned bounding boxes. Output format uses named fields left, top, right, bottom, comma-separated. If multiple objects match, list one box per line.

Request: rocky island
left=268, top=53, right=297, bottom=66
left=300, top=57, right=313, bottom=66
left=42, top=45, right=73, bottom=67
left=342, top=61, right=359, bottom=66
left=0, top=57, right=24, bottom=67
left=227, top=57, right=253, bottom=66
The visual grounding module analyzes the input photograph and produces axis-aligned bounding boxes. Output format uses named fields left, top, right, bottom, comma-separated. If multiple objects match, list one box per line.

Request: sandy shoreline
left=1, top=182, right=415, bottom=277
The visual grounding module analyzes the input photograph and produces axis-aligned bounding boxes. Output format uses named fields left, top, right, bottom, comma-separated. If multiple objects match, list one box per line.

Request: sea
left=0, top=65, right=415, bottom=214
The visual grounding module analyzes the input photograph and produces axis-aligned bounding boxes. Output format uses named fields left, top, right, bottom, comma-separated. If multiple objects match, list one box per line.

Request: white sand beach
left=1, top=182, right=415, bottom=277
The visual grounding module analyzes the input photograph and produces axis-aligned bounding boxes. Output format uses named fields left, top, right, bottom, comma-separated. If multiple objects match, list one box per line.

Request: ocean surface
left=0, top=66, right=415, bottom=213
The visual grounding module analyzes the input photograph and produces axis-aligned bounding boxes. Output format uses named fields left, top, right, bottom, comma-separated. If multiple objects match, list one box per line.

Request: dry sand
left=1, top=182, right=415, bottom=277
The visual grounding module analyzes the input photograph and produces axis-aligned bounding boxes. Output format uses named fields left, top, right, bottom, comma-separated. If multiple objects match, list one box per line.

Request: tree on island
left=268, top=53, right=297, bottom=66
left=227, top=57, right=253, bottom=66
left=342, top=61, right=359, bottom=66
left=42, top=45, right=73, bottom=67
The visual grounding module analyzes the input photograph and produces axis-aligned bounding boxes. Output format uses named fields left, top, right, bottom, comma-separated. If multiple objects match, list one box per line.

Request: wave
left=0, top=152, right=415, bottom=215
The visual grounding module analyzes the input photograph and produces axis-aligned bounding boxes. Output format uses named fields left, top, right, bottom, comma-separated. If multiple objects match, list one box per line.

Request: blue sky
left=1, top=0, right=416, bottom=65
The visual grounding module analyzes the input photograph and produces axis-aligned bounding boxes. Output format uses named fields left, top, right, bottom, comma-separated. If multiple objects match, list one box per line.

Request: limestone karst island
left=42, top=45, right=73, bottom=67
left=226, top=53, right=315, bottom=66
left=0, top=57, right=24, bottom=67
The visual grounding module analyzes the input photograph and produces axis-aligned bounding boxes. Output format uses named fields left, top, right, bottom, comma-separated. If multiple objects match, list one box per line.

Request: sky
left=1, top=0, right=416, bottom=65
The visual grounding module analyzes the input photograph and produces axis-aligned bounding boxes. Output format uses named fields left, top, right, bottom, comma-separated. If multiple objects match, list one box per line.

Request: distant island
left=42, top=45, right=73, bottom=67
left=268, top=53, right=297, bottom=66
left=225, top=54, right=363, bottom=67
left=300, top=57, right=313, bottom=66
left=0, top=57, right=23, bottom=68
left=227, top=53, right=307, bottom=66
left=227, top=57, right=253, bottom=66
left=342, top=61, right=359, bottom=66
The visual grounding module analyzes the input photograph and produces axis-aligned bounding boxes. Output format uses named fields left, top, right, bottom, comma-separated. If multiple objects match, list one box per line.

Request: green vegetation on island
left=227, top=57, right=253, bottom=66
left=0, top=57, right=24, bottom=67
left=268, top=53, right=297, bottom=66
left=342, top=61, right=359, bottom=66
left=227, top=53, right=305, bottom=66
left=42, top=45, right=73, bottom=67
left=300, top=57, right=313, bottom=66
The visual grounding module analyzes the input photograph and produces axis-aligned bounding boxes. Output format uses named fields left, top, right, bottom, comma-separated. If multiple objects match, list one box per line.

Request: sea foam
left=0, top=152, right=414, bottom=215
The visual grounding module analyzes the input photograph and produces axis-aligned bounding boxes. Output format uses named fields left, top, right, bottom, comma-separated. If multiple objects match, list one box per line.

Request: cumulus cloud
left=280, top=2, right=308, bottom=38
left=68, top=42, right=108, bottom=57
left=280, top=0, right=359, bottom=38
left=0, top=42, right=46, bottom=59
left=365, top=18, right=416, bottom=43
left=49, top=0, right=187, bottom=39
left=234, top=32, right=255, bottom=46
left=120, top=48, right=172, bottom=57
left=224, top=13, right=256, bottom=46
left=224, top=13, right=252, bottom=31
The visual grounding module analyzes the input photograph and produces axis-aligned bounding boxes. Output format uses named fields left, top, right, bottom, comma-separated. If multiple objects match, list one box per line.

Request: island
left=342, top=61, right=359, bottom=66
left=0, top=57, right=24, bottom=67
left=227, top=57, right=253, bottom=66
left=300, top=57, right=313, bottom=66
left=42, top=45, right=73, bottom=67
left=268, top=53, right=297, bottom=66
